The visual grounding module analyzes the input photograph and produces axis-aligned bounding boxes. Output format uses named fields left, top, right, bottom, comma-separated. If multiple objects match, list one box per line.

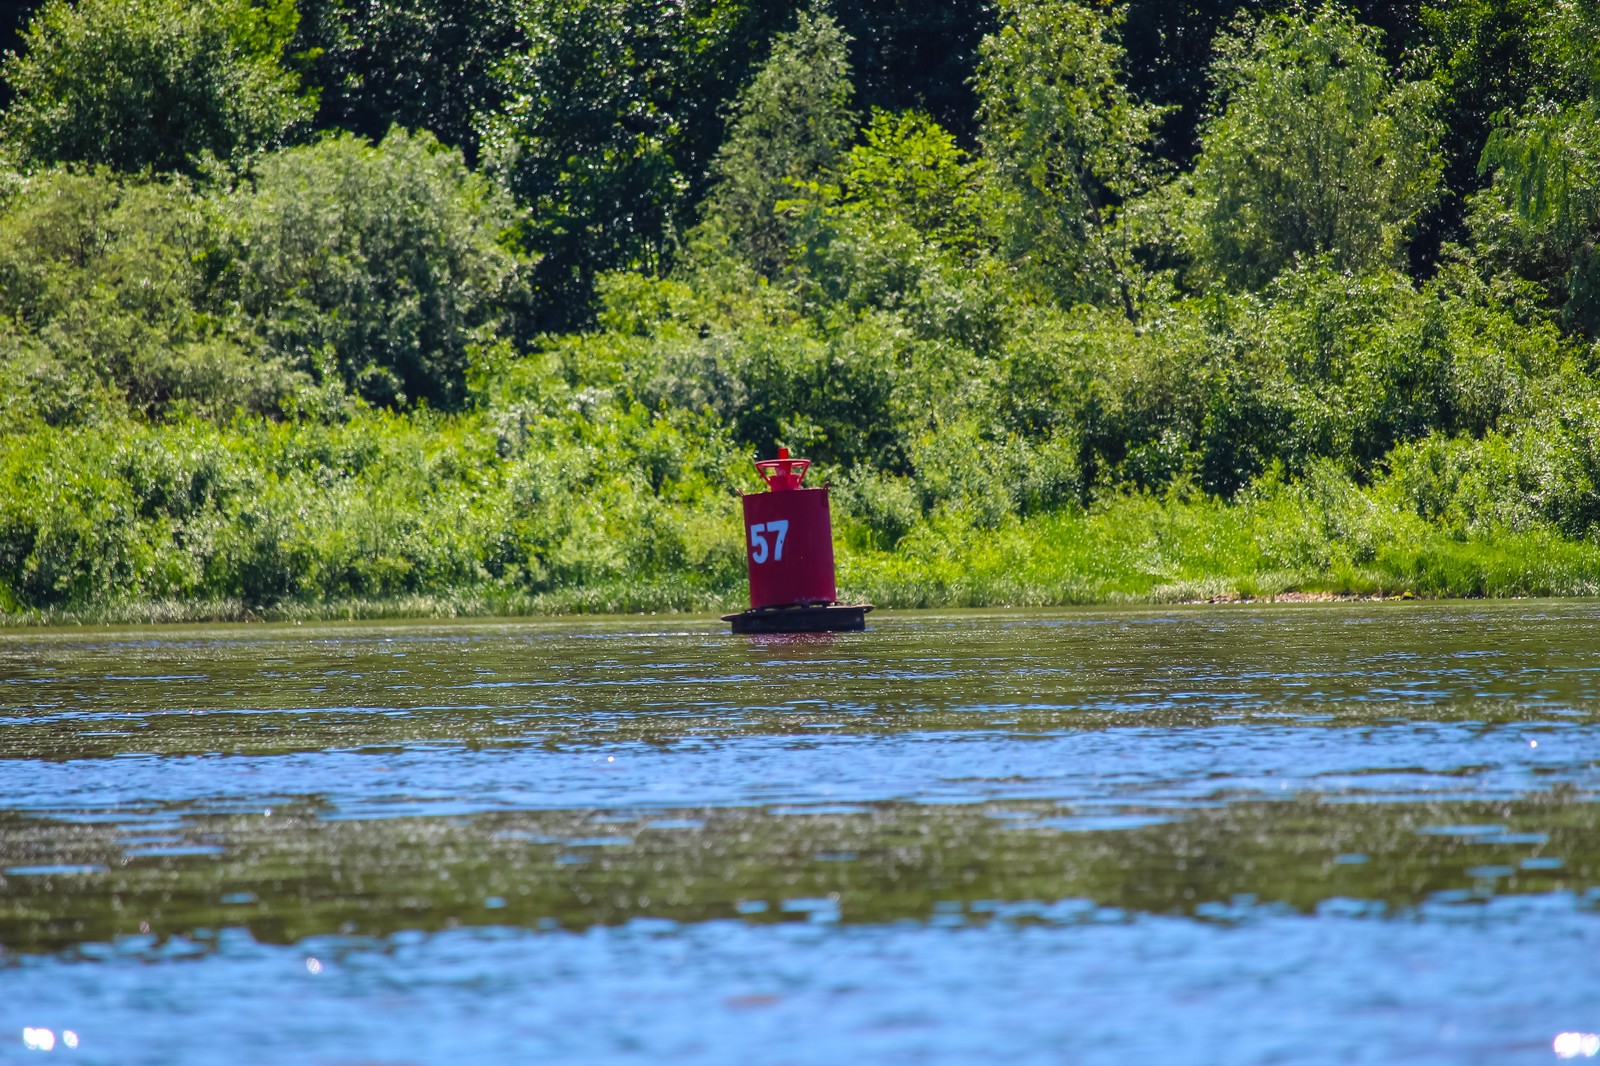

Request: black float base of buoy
left=722, top=603, right=874, bottom=634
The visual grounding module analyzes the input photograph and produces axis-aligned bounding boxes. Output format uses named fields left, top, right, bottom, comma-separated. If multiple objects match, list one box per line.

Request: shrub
left=1, top=0, right=311, bottom=173
left=0, top=168, right=298, bottom=424
left=222, top=129, right=529, bottom=410
left=1186, top=6, right=1442, bottom=289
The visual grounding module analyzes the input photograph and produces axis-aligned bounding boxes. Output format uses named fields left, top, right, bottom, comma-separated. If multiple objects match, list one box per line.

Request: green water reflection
left=2, top=796, right=1597, bottom=954
left=4, top=605, right=1599, bottom=758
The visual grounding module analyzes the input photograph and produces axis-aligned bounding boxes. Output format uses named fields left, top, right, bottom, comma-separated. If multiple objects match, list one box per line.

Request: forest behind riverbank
left=5, top=0, right=1600, bottom=623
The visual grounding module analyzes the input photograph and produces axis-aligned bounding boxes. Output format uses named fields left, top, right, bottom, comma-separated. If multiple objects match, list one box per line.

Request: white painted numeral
left=749, top=520, right=790, bottom=564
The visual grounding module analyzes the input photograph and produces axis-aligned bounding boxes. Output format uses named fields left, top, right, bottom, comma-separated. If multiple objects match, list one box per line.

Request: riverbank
left=7, top=488, right=1598, bottom=628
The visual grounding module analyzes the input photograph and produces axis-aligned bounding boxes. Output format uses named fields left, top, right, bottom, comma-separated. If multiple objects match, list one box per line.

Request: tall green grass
left=839, top=489, right=1600, bottom=610
left=9, top=453, right=1598, bottom=628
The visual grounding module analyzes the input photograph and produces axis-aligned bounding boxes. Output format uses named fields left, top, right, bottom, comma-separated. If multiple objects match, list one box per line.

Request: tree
left=783, top=109, right=999, bottom=351
left=289, top=0, right=523, bottom=164
left=223, top=130, right=528, bottom=410
left=478, top=1, right=991, bottom=324
left=1472, top=1, right=1600, bottom=333
left=832, top=109, right=983, bottom=252
left=0, top=0, right=312, bottom=174
left=975, top=0, right=1166, bottom=314
left=1186, top=5, right=1444, bottom=290
left=1415, top=0, right=1558, bottom=242
left=478, top=0, right=789, bottom=329
left=699, top=9, right=858, bottom=277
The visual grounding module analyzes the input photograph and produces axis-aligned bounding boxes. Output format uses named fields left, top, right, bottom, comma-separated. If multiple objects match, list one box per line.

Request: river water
left=1, top=603, right=1598, bottom=1064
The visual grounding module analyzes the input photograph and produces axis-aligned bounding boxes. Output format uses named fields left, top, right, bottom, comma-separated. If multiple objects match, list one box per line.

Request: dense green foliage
left=0, top=130, right=525, bottom=426
left=700, top=10, right=858, bottom=276
left=1185, top=7, right=1443, bottom=288
left=0, top=0, right=311, bottom=173
left=0, top=168, right=295, bottom=426
left=222, top=129, right=529, bottom=410
left=976, top=0, right=1164, bottom=310
left=5, top=0, right=1600, bottom=621
left=290, top=0, right=522, bottom=162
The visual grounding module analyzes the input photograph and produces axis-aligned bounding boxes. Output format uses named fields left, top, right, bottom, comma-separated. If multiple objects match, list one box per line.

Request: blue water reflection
left=5, top=899, right=1598, bottom=1065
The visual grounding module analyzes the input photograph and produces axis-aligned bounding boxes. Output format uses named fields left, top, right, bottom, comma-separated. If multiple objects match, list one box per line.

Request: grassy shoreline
left=0, top=585, right=1577, bottom=630
left=8, top=495, right=1599, bottom=628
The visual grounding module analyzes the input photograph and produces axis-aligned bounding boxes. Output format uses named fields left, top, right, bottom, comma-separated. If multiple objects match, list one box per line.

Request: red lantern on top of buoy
left=722, top=447, right=873, bottom=634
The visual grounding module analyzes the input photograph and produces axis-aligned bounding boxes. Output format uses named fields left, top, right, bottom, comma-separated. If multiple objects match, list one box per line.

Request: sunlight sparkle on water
left=23, top=1028, right=80, bottom=1052
left=1555, top=1032, right=1600, bottom=1059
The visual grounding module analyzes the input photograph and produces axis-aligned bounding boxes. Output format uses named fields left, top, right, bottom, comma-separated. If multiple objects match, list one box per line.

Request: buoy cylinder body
left=741, top=487, right=837, bottom=609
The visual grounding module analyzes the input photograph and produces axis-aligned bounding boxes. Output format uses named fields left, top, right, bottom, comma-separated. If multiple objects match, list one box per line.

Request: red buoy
left=722, top=448, right=873, bottom=633
left=744, top=448, right=835, bottom=609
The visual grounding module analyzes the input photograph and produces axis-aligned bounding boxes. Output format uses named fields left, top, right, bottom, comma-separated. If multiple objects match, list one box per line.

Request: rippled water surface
left=3, top=604, right=1600, bottom=1064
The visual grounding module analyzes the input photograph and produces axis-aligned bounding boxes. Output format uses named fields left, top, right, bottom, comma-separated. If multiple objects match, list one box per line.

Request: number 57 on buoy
left=722, top=448, right=873, bottom=634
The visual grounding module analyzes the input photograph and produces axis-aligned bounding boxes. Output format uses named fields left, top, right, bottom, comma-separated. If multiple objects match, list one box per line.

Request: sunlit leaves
left=221, top=130, right=529, bottom=411
left=834, top=110, right=985, bottom=255
left=699, top=9, right=857, bottom=278
left=1185, top=6, right=1443, bottom=290
left=0, top=0, right=313, bottom=174
left=975, top=0, right=1167, bottom=312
